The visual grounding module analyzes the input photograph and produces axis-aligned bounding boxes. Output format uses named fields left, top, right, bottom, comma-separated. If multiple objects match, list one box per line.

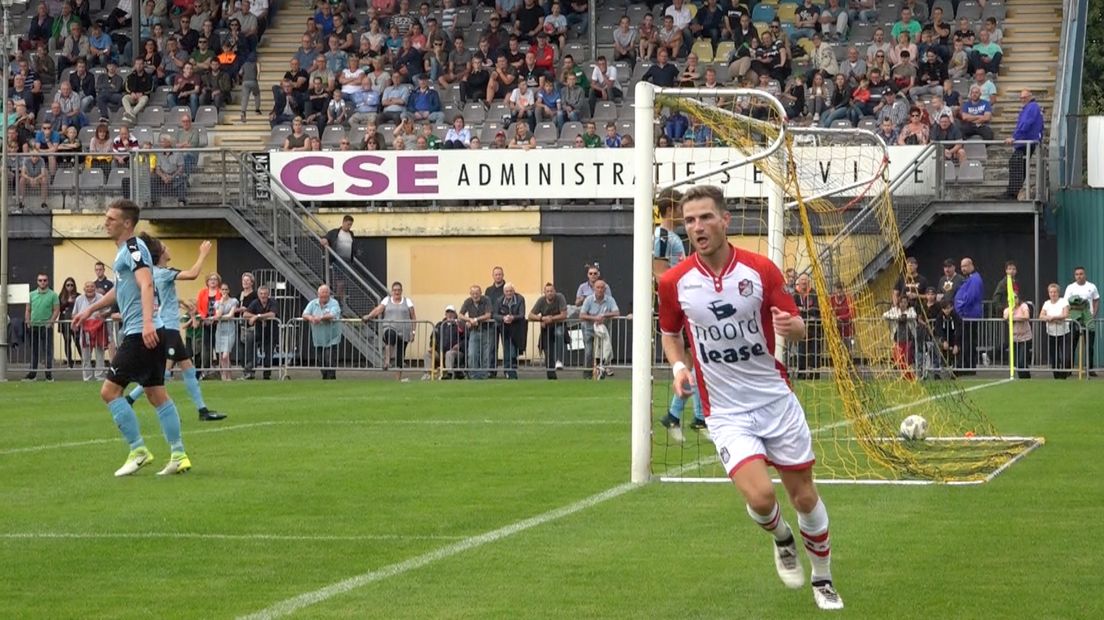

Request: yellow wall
left=53, top=238, right=218, bottom=305
left=385, top=237, right=552, bottom=319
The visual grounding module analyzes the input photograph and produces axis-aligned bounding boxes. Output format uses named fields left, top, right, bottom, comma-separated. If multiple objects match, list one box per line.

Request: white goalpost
left=627, top=82, right=1044, bottom=486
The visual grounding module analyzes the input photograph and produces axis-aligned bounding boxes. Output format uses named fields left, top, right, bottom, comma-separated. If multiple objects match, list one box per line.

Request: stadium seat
left=834, top=45, right=849, bottom=62
left=617, top=104, right=635, bottom=122
left=859, top=117, right=878, bottom=132
left=150, top=86, right=171, bottom=106
left=752, top=4, right=777, bottom=23
left=166, top=106, right=192, bottom=125
left=432, top=124, right=449, bottom=140
left=131, top=125, right=154, bottom=145
left=267, top=125, right=291, bottom=148
left=593, top=101, right=618, bottom=121
left=534, top=122, right=559, bottom=145
left=105, top=168, right=129, bottom=191
left=831, top=119, right=852, bottom=128
left=956, top=2, right=982, bottom=21
left=559, top=121, right=583, bottom=145
left=776, top=4, right=797, bottom=23
left=714, top=41, right=736, bottom=64
left=446, top=84, right=462, bottom=105
left=80, top=168, right=105, bottom=190
left=303, top=125, right=320, bottom=139
left=964, top=139, right=988, bottom=161
left=957, top=160, right=985, bottom=182
left=933, top=0, right=955, bottom=18
left=981, top=4, right=1007, bottom=21
left=79, top=126, right=96, bottom=148
left=137, top=106, right=164, bottom=127
left=479, top=122, right=504, bottom=145
left=51, top=168, right=77, bottom=191
left=463, top=102, right=487, bottom=125
left=943, top=159, right=958, bottom=182
left=851, top=23, right=875, bottom=42
left=194, top=106, right=220, bottom=127
left=691, top=39, right=714, bottom=63
left=631, top=62, right=653, bottom=84
left=617, top=121, right=634, bottom=138
left=488, top=102, right=511, bottom=123
left=564, top=43, right=587, bottom=63
left=321, top=125, right=347, bottom=148
left=159, top=127, right=177, bottom=144
left=441, top=103, right=459, bottom=122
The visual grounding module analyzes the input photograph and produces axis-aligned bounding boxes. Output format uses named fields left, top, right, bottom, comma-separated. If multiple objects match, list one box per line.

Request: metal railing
left=2, top=148, right=236, bottom=212
left=932, top=139, right=1045, bottom=202
left=8, top=316, right=1104, bottom=381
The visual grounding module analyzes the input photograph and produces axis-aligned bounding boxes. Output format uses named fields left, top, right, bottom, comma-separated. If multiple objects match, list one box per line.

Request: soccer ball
left=899, top=415, right=929, bottom=441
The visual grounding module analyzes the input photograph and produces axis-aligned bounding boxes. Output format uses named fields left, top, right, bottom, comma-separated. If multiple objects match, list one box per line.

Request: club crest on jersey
left=738, top=279, right=754, bottom=297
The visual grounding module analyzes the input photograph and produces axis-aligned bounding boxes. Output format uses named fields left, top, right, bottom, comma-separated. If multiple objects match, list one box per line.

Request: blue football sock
left=164, top=369, right=172, bottom=382
left=128, top=385, right=145, bottom=402
left=691, top=387, right=704, bottom=422
left=107, top=397, right=145, bottom=450
left=668, top=393, right=687, bottom=421
left=183, top=367, right=207, bottom=412
left=155, top=400, right=185, bottom=454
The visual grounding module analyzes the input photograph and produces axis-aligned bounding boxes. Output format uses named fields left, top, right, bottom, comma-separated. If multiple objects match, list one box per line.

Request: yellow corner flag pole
left=1006, top=274, right=1015, bottom=379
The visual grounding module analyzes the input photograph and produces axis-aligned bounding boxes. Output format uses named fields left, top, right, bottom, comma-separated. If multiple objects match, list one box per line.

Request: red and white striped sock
left=799, top=498, right=832, bottom=582
left=747, top=502, right=793, bottom=543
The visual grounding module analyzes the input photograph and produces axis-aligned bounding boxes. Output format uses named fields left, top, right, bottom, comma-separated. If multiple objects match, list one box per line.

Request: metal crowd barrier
left=2, top=148, right=235, bottom=212
left=8, top=316, right=1104, bottom=380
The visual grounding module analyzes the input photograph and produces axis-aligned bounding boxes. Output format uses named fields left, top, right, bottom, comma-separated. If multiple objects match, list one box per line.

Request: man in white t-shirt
left=1063, top=266, right=1100, bottom=375
left=653, top=183, right=843, bottom=608
left=588, top=55, right=621, bottom=112
left=664, top=0, right=693, bottom=57
left=658, top=185, right=843, bottom=611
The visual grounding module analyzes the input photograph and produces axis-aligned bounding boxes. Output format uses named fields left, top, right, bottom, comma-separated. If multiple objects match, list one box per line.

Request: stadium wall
left=1055, top=190, right=1104, bottom=286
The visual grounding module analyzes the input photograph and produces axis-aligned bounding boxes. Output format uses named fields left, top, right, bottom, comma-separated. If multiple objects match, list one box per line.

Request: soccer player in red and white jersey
left=657, top=185, right=843, bottom=611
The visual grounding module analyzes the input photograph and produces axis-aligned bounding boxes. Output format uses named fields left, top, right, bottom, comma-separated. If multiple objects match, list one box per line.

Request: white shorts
left=706, top=392, right=816, bottom=477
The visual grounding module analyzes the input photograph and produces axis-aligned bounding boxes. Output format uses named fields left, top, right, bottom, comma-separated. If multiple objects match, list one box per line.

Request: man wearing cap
left=490, top=129, right=508, bottom=149
left=432, top=305, right=464, bottom=379
left=874, top=86, right=908, bottom=131
left=405, top=73, right=444, bottom=123
left=936, top=259, right=964, bottom=303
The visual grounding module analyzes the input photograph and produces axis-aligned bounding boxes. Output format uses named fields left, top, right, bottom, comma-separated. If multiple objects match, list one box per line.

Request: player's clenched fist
left=771, top=306, right=799, bottom=339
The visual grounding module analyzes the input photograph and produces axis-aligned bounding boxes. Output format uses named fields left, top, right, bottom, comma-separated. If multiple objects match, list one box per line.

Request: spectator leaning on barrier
left=494, top=283, right=527, bottom=380
left=579, top=280, right=619, bottom=379
left=460, top=285, right=495, bottom=380
left=1040, top=283, right=1072, bottom=380
left=528, top=282, right=568, bottom=380
left=1003, top=89, right=1044, bottom=199
left=303, top=284, right=342, bottom=380
left=73, top=281, right=107, bottom=381
left=362, top=282, right=416, bottom=380
left=244, top=285, right=279, bottom=381
left=24, top=272, right=60, bottom=382
left=1064, top=266, right=1100, bottom=376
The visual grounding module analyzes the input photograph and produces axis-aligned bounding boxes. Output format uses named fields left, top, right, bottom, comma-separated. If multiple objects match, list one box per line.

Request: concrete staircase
left=214, top=2, right=318, bottom=150
left=991, top=0, right=1062, bottom=137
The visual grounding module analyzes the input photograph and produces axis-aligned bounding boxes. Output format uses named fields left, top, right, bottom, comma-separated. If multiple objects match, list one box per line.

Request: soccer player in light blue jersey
left=71, top=200, right=191, bottom=477
left=125, top=234, right=227, bottom=421
left=652, top=188, right=706, bottom=442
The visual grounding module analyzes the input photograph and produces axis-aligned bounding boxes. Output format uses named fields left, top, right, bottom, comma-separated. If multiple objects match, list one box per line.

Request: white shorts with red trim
left=706, top=392, right=815, bottom=477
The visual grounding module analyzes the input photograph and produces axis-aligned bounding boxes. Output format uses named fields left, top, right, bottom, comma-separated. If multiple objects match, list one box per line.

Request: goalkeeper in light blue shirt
left=303, top=284, right=342, bottom=380
left=652, top=188, right=705, bottom=442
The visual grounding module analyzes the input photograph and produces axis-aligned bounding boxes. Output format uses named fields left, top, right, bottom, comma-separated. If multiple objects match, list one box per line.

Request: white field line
left=0, top=532, right=464, bottom=542
left=237, top=457, right=711, bottom=620
left=0, top=419, right=619, bottom=457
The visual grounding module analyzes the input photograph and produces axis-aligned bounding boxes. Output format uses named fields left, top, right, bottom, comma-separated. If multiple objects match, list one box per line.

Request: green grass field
left=1, top=378, right=1101, bottom=619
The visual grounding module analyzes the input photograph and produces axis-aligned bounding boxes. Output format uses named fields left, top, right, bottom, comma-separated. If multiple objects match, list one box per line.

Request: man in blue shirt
left=303, top=284, right=342, bottom=379
left=954, top=257, right=984, bottom=370
left=579, top=280, right=619, bottom=378
left=124, top=235, right=226, bottom=421
left=1004, top=88, right=1044, bottom=199
left=71, top=200, right=191, bottom=477
left=958, top=85, right=993, bottom=140
left=405, top=73, right=444, bottom=123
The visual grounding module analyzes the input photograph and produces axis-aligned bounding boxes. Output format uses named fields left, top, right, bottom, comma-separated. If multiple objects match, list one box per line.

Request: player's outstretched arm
left=176, top=240, right=213, bottom=281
